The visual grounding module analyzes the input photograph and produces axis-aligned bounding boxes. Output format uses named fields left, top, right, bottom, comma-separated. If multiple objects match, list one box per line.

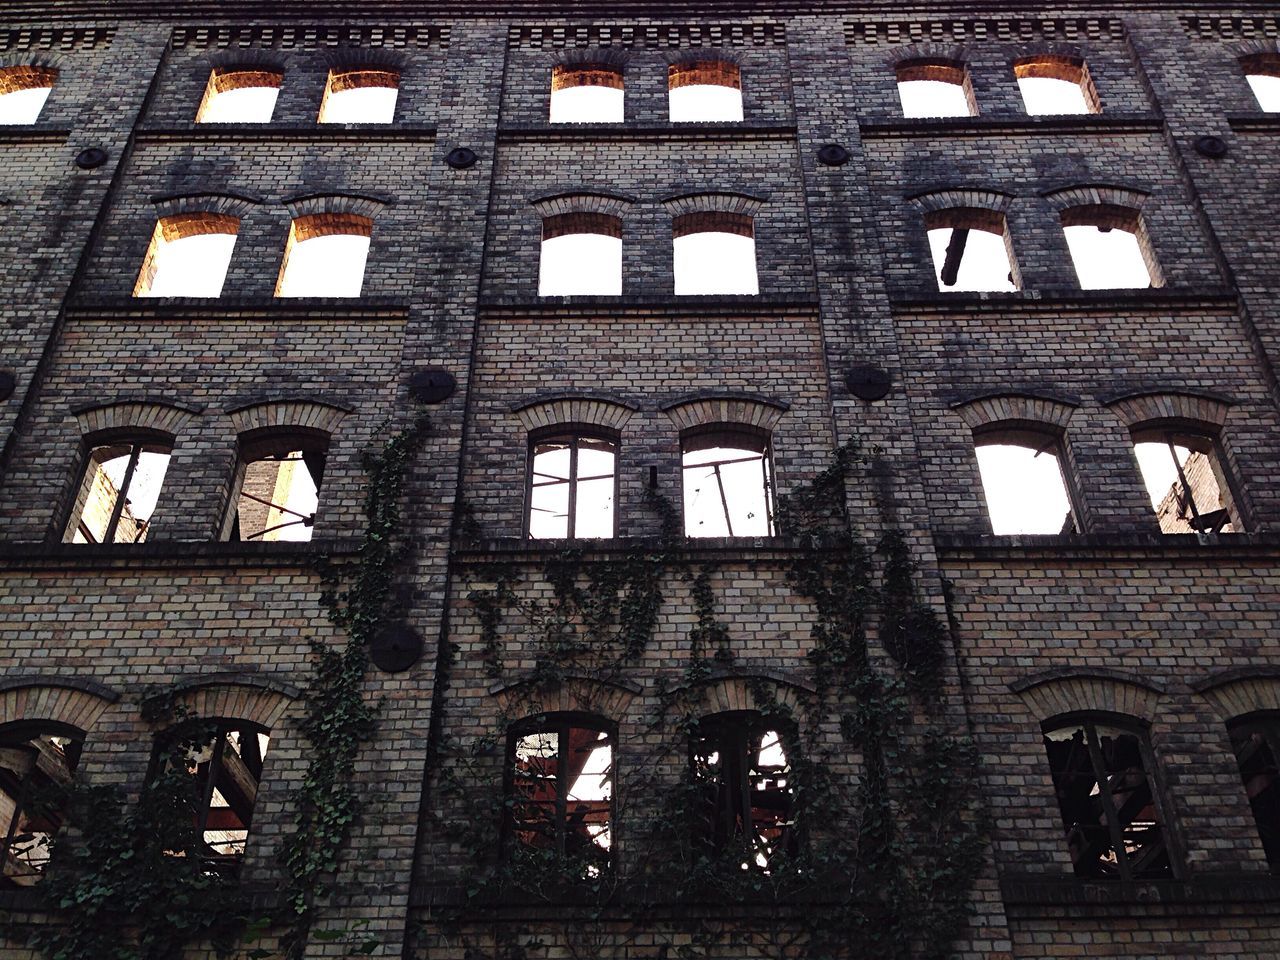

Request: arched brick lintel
left=512, top=394, right=638, bottom=433
left=226, top=397, right=351, bottom=437
left=1192, top=668, right=1280, bottom=721
left=662, top=393, right=789, bottom=433
left=949, top=392, right=1078, bottom=433
left=1010, top=667, right=1164, bottom=724
left=0, top=677, right=120, bottom=730
left=492, top=674, right=641, bottom=722
left=1104, top=390, right=1232, bottom=432
left=71, top=399, right=201, bottom=441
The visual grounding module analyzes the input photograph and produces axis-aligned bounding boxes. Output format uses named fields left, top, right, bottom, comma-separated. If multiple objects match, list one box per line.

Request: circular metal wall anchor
left=74, top=147, right=108, bottom=170
left=0, top=370, right=15, bottom=402
left=845, top=364, right=892, bottom=402
left=371, top=622, right=423, bottom=673
left=445, top=147, right=478, bottom=169
left=817, top=144, right=851, bottom=167
left=1194, top=135, right=1229, bottom=159
left=409, top=367, right=457, bottom=404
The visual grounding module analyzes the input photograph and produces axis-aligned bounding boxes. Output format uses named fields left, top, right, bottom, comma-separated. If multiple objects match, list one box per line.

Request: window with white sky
left=976, top=441, right=1075, bottom=535
left=1246, top=72, right=1280, bottom=112
left=0, top=66, right=56, bottom=124
left=135, top=217, right=239, bottom=298
left=319, top=70, right=399, bottom=124
left=550, top=66, right=624, bottom=123
left=928, top=226, right=1017, bottom=292
left=277, top=233, right=371, bottom=297
left=1017, top=76, right=1094, bottom=115
left=1063, top=225, right=1153, bottom=289
left=898, top=79, right=973, bottom=118
left=195, top=70, right=281, bottom=123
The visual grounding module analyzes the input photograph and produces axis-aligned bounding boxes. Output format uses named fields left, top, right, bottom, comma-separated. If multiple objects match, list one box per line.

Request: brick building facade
left=2, top=2, right=1280, bottom=958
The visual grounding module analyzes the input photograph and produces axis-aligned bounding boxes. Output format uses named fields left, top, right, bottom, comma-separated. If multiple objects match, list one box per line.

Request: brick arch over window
left=668, top=57, right=742, bottom=88
left=152, top=192, right=263, bottom=222
left=226, top=397, right=350, bottom=438
left=949, top=392, right=1077, bottom=433
left=492, top=674, right=639, bottom=721
left=0, top=62, right=59, bottom=96
left=683, top=674, right=813, bottom=727
left=1010, top=668, right=1164, bottom=724
left=0, top=677, right=119, bottom=730
left=908, top=188, right=1014, bottom=219
left=283, top=192, right=389, bottom=222
left=1104, top=390, right=1232, bottom=432
left=1192, top=669, right=1280, bottom=721
left=662, top=191, right=765, bottom=220
left=71, top=398, right=199, bottom=440
left=160, top=678, right=296, bottom=731
left=512, top=394, right=637, bottom=434
left=195, top=62, right=284, bottom=120
left=1041, top=184, right=1150, bottom=215
left=1237, top=46, right=1280, bottom=79
left=531, top=190, right=635, bottom=221
left=662, top=394, right=788, bottom=434
left=888, top=42, right=973, bottom=70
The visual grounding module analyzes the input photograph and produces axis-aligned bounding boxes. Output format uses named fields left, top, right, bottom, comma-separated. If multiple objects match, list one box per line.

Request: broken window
left=229, top=431, right=326, bottom=542
left=134, top=212, right=239, bottom=298
left=318, top=68, right=399, bottom=124
left=1014, top=55, right=1100, bottom=115
left=0, top=65, right=56, bottom=124
left=1242, top=53, right=1280, bottom=112
left=895, top=59, right=976, bottom=118
left=668, top=60, right=743, bottom=122
left=550, top=64, right=624, bottom=123
left=925, top=209, right=1019, bottom=292
left=527, top=432, right=616, bottom=540
left=691, top=712, right=797, bottom=872
left=275, top=213, right=372, bottom=297
left=1132, top=427, right=1239, bottom=534
left=539, top=212, right=623, bottom=296
left=1060, top=205, right=1160, bottom=290
left=507, top=715, right=612, bottom=873
left=1, top=723, right=82, bottom=888
left=974, top=428, right=1077, bottom=535
left=195, top=68, right=282, bottom=123
left=64, top=437, right=172, bottom=544
left=155, top=720, right=270, bottom=867
left=1043, top=718, right=1172, bottom=880
left=682, top=427, right=775, bottom=538
left=673, top=212, right=758, bottom=295
left=1228, top=715, right=1280, bottom=868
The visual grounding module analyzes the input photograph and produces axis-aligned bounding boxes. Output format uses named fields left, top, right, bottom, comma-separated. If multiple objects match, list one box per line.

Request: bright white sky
left=1063, top=225, right=1152, bottom=289
left=673, top=232, right=758, bottom=294
left=899, top=80, right=972, bottom=118
left=528, top=441, right=615, bottom=539
left=0, top=86, right=52, bottom=124
left=1133, top=441, right=1192, bottom=509
left=682, top=443, right=772, bottom=537
left=539, top=234, right=622, bottom=295
left=669, top=84, right=743, bottom=122
left=319, top=87, right=398, bottom=124
left=199, top=86, right=278, bottom=123
left=277, top=234, right=371, bottom=297
left=928, top=227, right=1016, bottom=291
left=142, top=232, right=237, bottom=297
left=976, top=444, right=1073, bottom=535
left=550, top=86, right=624, bottom=123
left=1246, top=74, right=1280, bottom=111
left=1016, top=76, right=1092, bottom=115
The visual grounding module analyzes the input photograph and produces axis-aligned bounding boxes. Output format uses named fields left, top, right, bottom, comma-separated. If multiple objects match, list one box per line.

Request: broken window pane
left=1228, top=716, right=1280, bottom=867
left=1014, top=57, right=1098, bottom=115
left=1043, top=719, right=1171, bottom=880
left=926, top=219, right=1018, bottom=292
left=318, top=69, right=399, bottom=124
left=673, top=212, right=758, bottom=295
left=1063, top=225, right=1153, bottom=290
left=527, top=434, right=616, bottom=539
left=65, top=440, right=172, bottom=544
left=691, top=713, right=796, bottom=873
left=232, top=444, right=324, bottom=542
left=276, top=213, right=373, bottom=297
left=1133, top=431, right=1238, bottom=534
left=134, top=213, right=239, bottom=298
left=895, top=60, right=975, bottom=118
left=0, top=66, right=57, bottom=125
left=508, top=717, right=612, bottom=873
left=1, top=724, right=82, bottom=888
left=550, top=65, right=624, bottom=123
left=1242, top=54, right=1280, bottom=112
left=195, top=69, right=281, bottom=123
left=539, top=213, right=623, bottom=296
left=682, top=428, right=775, bottom=538
left=669, top=61, right=743, bottom=122
left=974, top=435, right=1075, bottom=535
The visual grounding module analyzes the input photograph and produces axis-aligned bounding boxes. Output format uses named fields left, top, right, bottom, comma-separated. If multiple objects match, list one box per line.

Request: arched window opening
left=134, top=212, right=240, bottom=298
left=1060, top=205, right=1160, bottom=290
left=1241, top=53, right=1280, bottom=112
left=668, top=61, right=743, bottom=122
left=672, top=212, right=758, bottom=296
left=925, top=209, right=1018, bottom=292
left=0, top=65, right=57, bottom=125
left=974, top=427, right=1076, bottom=535
left=230, top=431, right=327, bottom=543
left=318, top=69, right=400, bottom=124
left=690, top=712, right=797, bottom=873
left=195, top=68, right=282, bottom=123
left=1228, top=714, right=1280, bottom=868
left=507, top=715, right=613, bottom=875
left=550, top=65, right=624, bottom=124
left=1014, top=56, right=1100, bottom=115
left=682, top=426, right=775, bottom=538
left=64, top=437, right=173, bottom=544
left=539, top=212, right=623, bottom=296
left=276, top=213, right=373, bottom=298
left=1, top=722, right=83, bottom=888
left=1042, top=717, right=1172, bottom=880
left=527, top=432, right=617, bottom=540
left=1132, top=427, right=1239, bottom=534
left=895, top=60, right=976, bottom=118
left=154, top=720, right=270, bottom=867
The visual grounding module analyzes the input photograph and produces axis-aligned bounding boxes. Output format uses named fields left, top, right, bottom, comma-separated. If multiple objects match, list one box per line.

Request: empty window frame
left=973, top=427, right=1077, bottom=535
left=690, top=712, right=797, bottom=872
left=275, top=213, right=373, bottom=297
left=1228, top=714, right=1280, bottom=868
left=228, top=430, right=327, bottom=542
left=1060, top=205, right=1161, bottom=290
left=668, top=60, right=743, bottom=122
left=64, top=437, right=173, bottom=544
left=0, top=65, right=57, bottom=125
left=550, top=64, right=624, bottom=123
left=925, top=209, right=1019, bottom=293
left=1241, top=53, right=1280, bottom=112
left=507, top=715, right=613, bottom=871
left=895, top=59, right=977, bottom=118
left=318, top=68, right=399, bottom=124
left=682, top=427, right=775, bottom=538
left=1132, top=427, right=1240, bottom=534
left=1, top=722, right=82, bottom=888
left=526, top=432, right=617, bottom=540
left=673, top=212, right=758, bottom=295
left=195, top=68, right=282, bottom=123
left=1014, top=55, right=1100, bottom=115
left=539, top=212, right=623, bottom=296
left=1042, top=717, right=1173, bottom=880
left=134, top=212, right=239, bottom=298
left=155, top=720, right=270, bottom=865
